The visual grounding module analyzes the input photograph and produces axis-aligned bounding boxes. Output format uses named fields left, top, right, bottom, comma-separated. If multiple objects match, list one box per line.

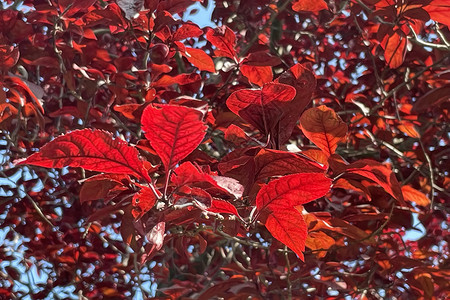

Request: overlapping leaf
left=184, top=47, right=216, bottom=72
left=226, top=82, right=296, bottom=136
left=256, top=173, right=332, bottom=212
left=142, top=105, right=207, bottom=172
left=206, top=25, right=237, bottom=59
left=424, top=0, right=450, bottom=27
left=16, top=129, right=151, bottom=181
left=254, top=149, right=326, bottom=182
left=132, top=185, right=160, bottom=219
left=300, top=105, right=348, bottom=157
left=381, top=30, right=407, bottom=69
left=265, top=209, right=308, bottom=261
left=345, top=159, right=405, bottom=204
left=275, top=63, right=317, bottom=145
left=292, top=0, right=328, bottom=13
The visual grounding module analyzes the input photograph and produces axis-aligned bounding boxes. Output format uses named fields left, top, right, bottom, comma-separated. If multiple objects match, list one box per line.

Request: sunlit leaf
left=16, top=129, right=151, bottom=181
left=265, top=208, right=307, bottom=260
left=256, top=173, right=332, bottom=212
left=141, top=105, right=207, bottom=172
left=401, top=185, right=430, bottom=206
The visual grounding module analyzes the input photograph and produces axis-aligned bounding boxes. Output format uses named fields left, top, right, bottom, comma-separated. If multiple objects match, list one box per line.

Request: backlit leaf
left=16, top=129, right=151, bottom=181
left=208, top=199, right=241, bottom=219
left=274, top=63, right=317, bottom=145
left=184, top=47, right=216, bottom=72
left=424, top=0, right=450, bottom=27
left=265, top=208, right=307, bottom=260
left=240, top=65, right=273, bottom=86
left=401, top=185, right=430, bottom=206
left=206, top=26, right=237, bottom=59
left=305, top=231, right=335, bottom=258
left=300, top=105, right=348, bottom=157
left=254, top=149, right=326, bottom=182
left=142, top=105, right=207, bottom=172
left=345, top=159, right=405, bottom=204
left=292, top=0, right=328, bottom=13
left=256, top=173, right=332, bottom=212
left=381, top=30, right=407, bottom=69
left=132, top=185, right=160, bottom=219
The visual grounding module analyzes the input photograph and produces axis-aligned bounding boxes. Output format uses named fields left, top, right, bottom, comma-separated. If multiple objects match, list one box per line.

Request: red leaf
left=224, top=124, right=250, bottom=146
left=171, top=162, right=236, bottom=199
left=79, top=174, right=129, bottom=203
left=401, top=185, right=430, bottom=206
left=132, top=185, right=160, bottom=219
left=381, top=30, right=407, bottom=69
left=243, top=51, right=282, bottom=66
left=226, top=82, right=296, bottom=136
left=141, top=105, right=207, bottom=172
left=345, top=159, right=405, bottom=204
left=256, top=173, right=332, bottom=212
left=16, top=129, right=151, bottom=181
left=254, top=149, right=326, bottom=182
left=265, top=208, right=307, bottom=260
left=240, top=65, right=273, bottom=86
left=183, top=47, right=216, bottom=72
left=206, top=26, right=237, bottom=59
left=424, top=0, right=450, bottom=27
left=0, top=45, right=19, bottom=73
left=300, top=105, right=348, bottom=157
left=412, top=85, right=450, bottom=113
left=274, top=63, right=317, bottom=145
left=173, top=23, right=203, bottom=40
left=292, top=0, right=328, bottom=13
left=154, top=73, right=201, bottom=87
left=208, top=199, right=241, bottom=218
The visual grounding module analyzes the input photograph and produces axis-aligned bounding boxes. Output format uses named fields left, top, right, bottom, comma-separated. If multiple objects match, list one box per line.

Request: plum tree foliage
left=0, top=0, right=449, bottom=299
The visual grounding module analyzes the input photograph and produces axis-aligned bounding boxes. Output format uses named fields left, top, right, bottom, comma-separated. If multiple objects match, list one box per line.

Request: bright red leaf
left=16, top=129, right=152, bottom=181
left=184, top=47, right=216, bottom=72
left=207, top=199, right=241, bottom=219
left=265, top=208, right=308, bottom=260
left=206, top=26, right=237, bottom=60
left=240, top=65, right=273, bottom=86
left=345, top=159, right=405, bottom=205
left=256, top=173, right=332, bottom=212
left=141, top=105, right=207, bottom=172
left=132, top=185, right=160, bottom=219
left=381, top=30, right=407, bottom=69
left=292, top=0, right=328, bottom=13
left=424, top=0, right=450, bottom=27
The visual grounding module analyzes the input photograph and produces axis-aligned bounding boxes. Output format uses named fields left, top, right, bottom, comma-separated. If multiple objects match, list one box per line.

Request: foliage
left=1, top=0, right=449, bottom=299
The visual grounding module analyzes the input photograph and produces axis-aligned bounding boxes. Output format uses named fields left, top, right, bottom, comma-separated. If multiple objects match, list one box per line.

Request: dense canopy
left=0, top=0, right=449, bottom=299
